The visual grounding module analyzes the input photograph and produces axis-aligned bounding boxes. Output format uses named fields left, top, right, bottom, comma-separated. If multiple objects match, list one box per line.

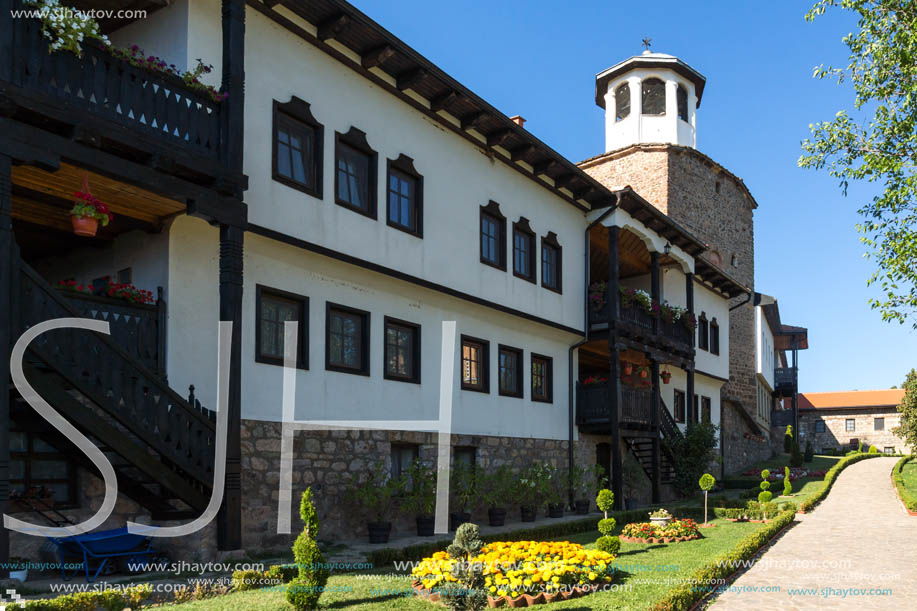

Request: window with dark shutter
left=642, top=78, right=666, bottom=115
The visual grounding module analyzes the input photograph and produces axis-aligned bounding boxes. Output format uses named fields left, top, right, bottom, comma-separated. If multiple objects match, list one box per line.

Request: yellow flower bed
left=411, top=540, right=615, bottom=599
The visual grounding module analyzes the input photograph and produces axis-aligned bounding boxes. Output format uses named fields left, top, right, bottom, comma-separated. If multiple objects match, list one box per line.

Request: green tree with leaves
left=800, top=1, right=917, bottom=325
left=669, top=422, right=719, bottom=496
left=893, top=369, right=917, bottom=450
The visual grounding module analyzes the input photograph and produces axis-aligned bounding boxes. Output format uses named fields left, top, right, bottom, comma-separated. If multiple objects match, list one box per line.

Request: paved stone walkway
left=712, top=456, right=917, bottom=610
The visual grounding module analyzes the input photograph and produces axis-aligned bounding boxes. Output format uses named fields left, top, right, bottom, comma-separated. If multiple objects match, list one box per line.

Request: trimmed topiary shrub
left=804, top=440, right=814, bottom=463
left=758, top=470, right=772, bottom=516
left=596, top=535, right=621, bottom=555
left=783, top=466, right=792, bottom=497
left=598, top=517, right=617, bottom=536
left=699, top=473, right=716, bottom=524
left=286, top=488, right=330, bottom=610
left=784, top=425, right=793, bottom=453
left=440, top=523, right=487, bottom=611
left=869, top=445, right=879, bottom=454
left=596, top=489, right=615, bottom=517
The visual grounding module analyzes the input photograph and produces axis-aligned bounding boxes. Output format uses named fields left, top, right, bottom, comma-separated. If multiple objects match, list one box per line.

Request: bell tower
left=595, top=49, right=706, bottom=151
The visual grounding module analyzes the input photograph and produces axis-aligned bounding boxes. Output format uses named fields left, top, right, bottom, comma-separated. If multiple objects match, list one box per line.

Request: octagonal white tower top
left=595, top=50, right=706, bottom=152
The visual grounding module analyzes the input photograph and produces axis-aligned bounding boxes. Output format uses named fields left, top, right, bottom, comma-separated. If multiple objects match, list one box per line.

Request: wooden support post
left=650, top=358, right=661, bottom=503
left=217, top=224, right=243, bottom=550
left=0, top=153, right=12, bottom=574
left=650, top=252, right=660, bottom=336
left=685, top=272, right=695, bottom=346
left=221, top=0, right=246, bottom=184
left=1, top=1, right=13, bottom=84
left=608, top=226, right=623, bottom=510
left=685, top=271, right=696, bottom=424
left=687, top=368, right=696, bottom=425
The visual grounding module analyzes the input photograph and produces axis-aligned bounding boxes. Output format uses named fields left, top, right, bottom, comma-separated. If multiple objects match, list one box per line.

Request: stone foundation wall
left=241, top=421, right=601, bottom=551
left=798, top=409, right=907, bottom=454
left=722, top=402, right=773, bottom=474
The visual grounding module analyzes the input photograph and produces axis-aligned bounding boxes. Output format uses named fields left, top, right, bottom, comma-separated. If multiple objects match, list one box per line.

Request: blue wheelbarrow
left=47, top=526, right=162, bottom=582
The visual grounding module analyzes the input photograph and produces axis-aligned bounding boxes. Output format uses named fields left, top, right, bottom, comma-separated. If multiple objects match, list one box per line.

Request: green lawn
left=163, top=520, right=772, bottom=610
left=718, top=454, right=842, bottom=508
left=899, top=458, right=917, bottom=492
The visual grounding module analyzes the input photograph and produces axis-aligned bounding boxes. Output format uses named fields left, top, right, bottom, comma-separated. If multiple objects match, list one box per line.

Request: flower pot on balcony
left=661, top=371, right=672, bottom=384
left=640, top=369, right=649, bottom=379
left=624, top=363, right=634, bottom=376
left=71, top=216, right=99, bottom=237
left=367, top=521, right=392, bottom=544
left=488, top=507, right=507, bottom=527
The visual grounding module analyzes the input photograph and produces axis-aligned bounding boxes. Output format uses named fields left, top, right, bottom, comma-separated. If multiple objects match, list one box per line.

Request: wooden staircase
left=622, top=397, right=683, bottom=486
left=9, top=259, right=217, bottom=521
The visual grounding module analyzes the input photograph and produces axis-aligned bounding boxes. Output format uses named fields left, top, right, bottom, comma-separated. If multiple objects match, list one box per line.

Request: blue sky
left=351, top=0, right=916, bottom=393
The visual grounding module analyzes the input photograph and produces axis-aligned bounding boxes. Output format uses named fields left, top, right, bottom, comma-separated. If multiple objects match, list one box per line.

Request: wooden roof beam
left=460, top=111, right=488, bottom=130
left=361, top=44, right=395, bottom=69
left=431, top=90, right=460, bottom=112
left=533, top=159, right=558, bottom=177
left=486, top=129, right=513, bottom=148
left=396, top=67, right=428, bottom=91
left=317, top=14, right=351, bottom=41
left=510, top=144, right=536, bottom=162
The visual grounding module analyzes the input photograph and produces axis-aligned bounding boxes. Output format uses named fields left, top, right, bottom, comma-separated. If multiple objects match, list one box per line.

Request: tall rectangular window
left=674, top=390, right=686, bottom=423
left=480, top=202, right=506, bottom=270
left=391, top=443, right=419, bottom=481
left=531, top=354, right=553, bottom=403
left=875, top=417, right=884, bottom=431
left=461, top=336, right=489, bottom=392
left=815, top=420, right=826, bottom=433
left=384, top=317, right=420, bottom=383
left=454, top=446, right=476, bottom=470
left=326, top=303, right=370, bottom=375
left=10, top=430, right=76, bottom=508
left=698, top=314, right=709, bottom=351
left=541, top=238, right=561, bottom=292
left=512, top=219, right=535, bottom=282
left=273, top=99, right=323, bottom=198
left=387, top=155, right=423, bottom=236
left=845, top=419, right=855, bottom=432
left=498, top=345, right=523, bottom=397
left=710, top=319, right=720, bottom=355
left=701, top=396, right=712, bottom=424
left=256, top=286, right=309, bottom=369
left=335, top=127, right=377, bottom=217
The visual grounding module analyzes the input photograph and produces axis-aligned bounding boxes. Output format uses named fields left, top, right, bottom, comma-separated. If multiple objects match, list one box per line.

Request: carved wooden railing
left=658, top=396, right=684, bottom=443
left=18, top=263, right=215, bottom=486
left=588, top=291, right=655, bottom=331
left=576, top=382, right=654, bottom=426
left=11, top=17, right=222, bottom=159
left=58, top=289, right=166, bottom=378
left=660, top=317, right=693, bottom=347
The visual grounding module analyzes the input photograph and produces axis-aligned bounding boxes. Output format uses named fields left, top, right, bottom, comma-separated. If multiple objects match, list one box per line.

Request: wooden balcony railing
left=58, top=289, right=166, bottom=378
left=11, top=17, right=222, bottom=159
left=588, top=289, right=692, bottom=349
left=576, top=383, right=654, bottom=427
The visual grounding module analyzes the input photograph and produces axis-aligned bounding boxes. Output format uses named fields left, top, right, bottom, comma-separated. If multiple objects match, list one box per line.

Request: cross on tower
left=642, top=36, right=652, bottom=51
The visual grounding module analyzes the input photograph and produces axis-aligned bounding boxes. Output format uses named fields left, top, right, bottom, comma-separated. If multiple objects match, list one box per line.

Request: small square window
left=387, top=155, right=423, bottom=237
left=117, top=267, right=133, bottom=284
left=391, top=443, right=419, bottom=482
left=384, top=317, right=420, bottom=383
left=335, top=127, right=377, bottom=218
left=874, top=417, right=884, bottom=431
left=273, top=99, right=323, bottom=198
left=256, top=286, right=309, bottom=369
left=461, top=336, right=489, bottom=392
left=885, top=447, right=895, bottom=454
left=480, top=202, right=506, bottom=270
left=326, top=303, right=370, bottom=375
left=454, top=446, right=476, bottom=469
left=674, top=390, right=686, bottom=423
left=512, top=220, right=535, bottom=283
left=531, top=354, right=553, bottom=403
left=498, top=345, right=523, bottom=398
left=815, top=420, right=826, bottom=433
left=845, top=419, right=855, bottom=432
left=541, top=233, right=562, bottom=293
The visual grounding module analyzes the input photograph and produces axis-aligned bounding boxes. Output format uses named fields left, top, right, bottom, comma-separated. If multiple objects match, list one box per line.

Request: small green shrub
left=232, top=569, right=275, bottom=592
left=790, top=442, right=804, bottom=467
left=441, top=523, right=487, bottom=611
left=596, top=489, right=615, bottom=517
left=869, top=445, right=879, bottom=454
left=784, top=425, right=793, bottom=453
left=804, top=441, right=814, bottom=463
left=286, top=488, right=330, bottom=610
left=596, top=535, right=621, bottom=555
left=266, top=564, right=299, bottom=583
left=598, top=517, right=617, bottom=536
left=783, top=466, right=792, bottom=496
left=892, top=456, right=917, bottom=512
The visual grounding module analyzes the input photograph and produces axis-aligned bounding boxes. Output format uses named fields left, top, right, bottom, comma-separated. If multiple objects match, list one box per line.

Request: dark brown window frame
left=498, top=344, right=524, bottom=398
left=698, top=312, right=709, bottom=351
left=674, top=389, right=686, bottom=423
left=701, top=396, right=712, bottom=424
left=460, top=335, right=490, bottom=393
left=9, top=429, right=78, bottom=509
left=512, top=218, right=536, bottom=283
left=325, top=302, right=371, bottom=376
left=709, top=317, right=720, bottom=355
left=386, top=154, right=423, bottom=238
left=255, top=285, right=309, bottom=370
left=540, top=231, right=562, bottom=293
left=383, top=316, right=421, bottom=384
left=272, top=97, right=323, bottom=199
left=531, top=353, right=553, bottom=403
left=479, top=201, right=507, bottom=271
left=334, top=126, right=378, bottom=219
left=391, top=442, right=420, bottom=482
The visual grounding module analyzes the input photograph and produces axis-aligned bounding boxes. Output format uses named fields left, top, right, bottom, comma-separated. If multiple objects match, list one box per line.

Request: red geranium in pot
left=661, top=370, right=672, bottom=384
left=71, top=176, right=113, bottom=237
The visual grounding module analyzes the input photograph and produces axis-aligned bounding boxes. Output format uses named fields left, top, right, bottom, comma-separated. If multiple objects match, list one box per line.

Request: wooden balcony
left=576, top=382, right=654, bottom=430
left=774, top=367, right=798, bottom=397
left=588, top=290, right=693, bottom=352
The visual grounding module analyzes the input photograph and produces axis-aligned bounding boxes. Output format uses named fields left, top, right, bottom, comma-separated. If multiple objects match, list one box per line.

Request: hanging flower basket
left=624, top=363, right=634, bottom=376
left=71, top=175, right=113, bottom=237
left=639, top=367, right=649, bottom=379
left=661, top=371, right=672, bottom=384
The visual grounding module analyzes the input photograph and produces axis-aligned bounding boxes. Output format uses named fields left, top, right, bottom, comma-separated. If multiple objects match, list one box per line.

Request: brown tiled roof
left=798, top=390, right=905, bottom=411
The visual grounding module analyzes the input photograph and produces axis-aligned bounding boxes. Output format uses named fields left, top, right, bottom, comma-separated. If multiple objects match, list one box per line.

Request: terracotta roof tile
left=798, top=390, right=905, bottom=411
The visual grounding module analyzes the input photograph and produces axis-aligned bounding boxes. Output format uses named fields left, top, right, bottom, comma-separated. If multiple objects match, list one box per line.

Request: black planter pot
left=449, top=511, right=472, bottom=531
left=416, top=516, right=435, bottom=537
left=520, top=504, right=537, bottom=522
left=547, top=503, right=564, bottom=518
left=367, top=521, right=392, bottom=544
left=574, top=499, right=590, bottom=515
left=488, top=507, right=507, bottom=527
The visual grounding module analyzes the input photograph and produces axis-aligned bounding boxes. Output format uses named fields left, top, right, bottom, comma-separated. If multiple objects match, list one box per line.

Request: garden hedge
left=649, top=509, right=796, bottom=611
left=798, top=451, right=882, bottom=513
left=5, top=585, right=152, bottom=610
left=892, top=455, right=917, bottom=512
left=365, top=507, right=704, bottom=566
